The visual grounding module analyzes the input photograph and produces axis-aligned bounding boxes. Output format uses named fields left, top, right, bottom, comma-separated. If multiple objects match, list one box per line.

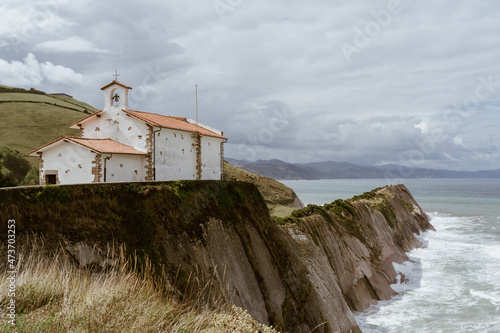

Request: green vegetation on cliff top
left=0, top=181, right=271, bottom=261
left=273, top=186, right=413, bottom=239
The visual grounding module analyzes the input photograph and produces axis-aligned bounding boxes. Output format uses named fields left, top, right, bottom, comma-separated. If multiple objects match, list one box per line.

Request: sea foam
left=356, top=212, right=500, bottom=332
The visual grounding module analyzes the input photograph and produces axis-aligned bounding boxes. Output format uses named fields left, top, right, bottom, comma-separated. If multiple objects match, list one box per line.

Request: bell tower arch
left=100, top=75, right=132, bottom=111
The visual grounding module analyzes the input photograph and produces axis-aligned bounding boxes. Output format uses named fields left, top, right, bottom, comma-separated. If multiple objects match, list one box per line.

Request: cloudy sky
left=1, top=0, right=499, bottom=171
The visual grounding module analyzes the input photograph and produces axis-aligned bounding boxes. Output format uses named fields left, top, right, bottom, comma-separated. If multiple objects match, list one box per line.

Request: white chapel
left=28, top=80, right=227, bottom=185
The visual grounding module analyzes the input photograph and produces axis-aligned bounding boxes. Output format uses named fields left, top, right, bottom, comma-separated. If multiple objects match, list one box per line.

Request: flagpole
left=195, top=84, right=199, bottom=129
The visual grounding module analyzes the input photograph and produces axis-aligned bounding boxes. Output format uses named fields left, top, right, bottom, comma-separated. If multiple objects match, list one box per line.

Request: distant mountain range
left=226, top=158, right=500, bottom=180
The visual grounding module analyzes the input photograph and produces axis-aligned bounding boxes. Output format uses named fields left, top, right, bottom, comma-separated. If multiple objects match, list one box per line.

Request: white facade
left=201, top=135, right=225, bottom=180
left=154, top=128, right=198, bottom=180
left=105, top=154, right=147, bottom=183
left=79, top=109, right=150, bottom=152
left=38, top=140, right=96, bottom=185
left=29, top=80, right=227, bottom=185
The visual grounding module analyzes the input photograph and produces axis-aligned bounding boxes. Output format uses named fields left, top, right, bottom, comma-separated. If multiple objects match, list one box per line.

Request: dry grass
left=0, top=236, right=277, bottom=333
left=268, top=205, right=297, bottom=218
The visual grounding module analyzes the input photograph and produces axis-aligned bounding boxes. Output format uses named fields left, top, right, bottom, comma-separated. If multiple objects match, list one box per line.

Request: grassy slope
left=223, top=161, right=302, bottom=217
left=0, top=86, right=98, bottom=160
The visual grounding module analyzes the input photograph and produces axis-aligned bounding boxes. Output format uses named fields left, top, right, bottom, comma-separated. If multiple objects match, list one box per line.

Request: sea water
left=281, top=179, right=500, bottom=333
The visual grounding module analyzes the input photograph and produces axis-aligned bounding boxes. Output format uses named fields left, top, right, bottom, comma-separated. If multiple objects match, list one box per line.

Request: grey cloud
left=1, top=0, right=499, bottom=170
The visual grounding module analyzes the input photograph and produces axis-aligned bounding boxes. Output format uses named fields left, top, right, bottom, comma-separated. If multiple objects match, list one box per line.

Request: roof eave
left=27, top=136, right=148, bottom=156
left=27, top=136, right=73, bottom=156
left=124, top=110, right=227, bottom=139
left=69, top=110, right=103, bottom=129
left=100, top=80, right=133, bottom=90
left=121, top=109, right=160, bottom=127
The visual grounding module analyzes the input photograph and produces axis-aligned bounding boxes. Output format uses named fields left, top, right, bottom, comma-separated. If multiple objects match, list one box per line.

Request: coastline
left=285, top=178, right=500, bottom=332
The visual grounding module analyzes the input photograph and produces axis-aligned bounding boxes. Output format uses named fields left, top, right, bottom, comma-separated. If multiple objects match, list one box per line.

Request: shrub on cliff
left=19, top=165, right=39, bottom=186
left=0, top=146, right=31, bottom=187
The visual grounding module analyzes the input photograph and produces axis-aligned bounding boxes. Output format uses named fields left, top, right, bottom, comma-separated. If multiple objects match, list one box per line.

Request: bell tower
left=100, top=72, right=132, bottom=111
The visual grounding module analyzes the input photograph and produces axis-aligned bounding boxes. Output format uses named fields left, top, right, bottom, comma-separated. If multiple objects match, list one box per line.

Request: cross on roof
left=113, top=70, right=120, bottom=81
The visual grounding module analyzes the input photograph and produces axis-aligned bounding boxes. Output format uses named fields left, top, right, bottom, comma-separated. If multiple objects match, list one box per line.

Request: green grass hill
left=0, top=85, right=98, bottom=159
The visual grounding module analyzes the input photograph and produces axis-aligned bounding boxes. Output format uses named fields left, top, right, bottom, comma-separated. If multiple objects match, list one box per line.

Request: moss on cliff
left=371, top=199, right=398, bottom=229
left=349, top=187, right=398, bottom=229
left=273, top=197, right=367, bottom=242
left=325, top=199, right=365, bottom=242
left=272, top=185, right=418, bottom=242
left=0, top=181, right=269, bottom=263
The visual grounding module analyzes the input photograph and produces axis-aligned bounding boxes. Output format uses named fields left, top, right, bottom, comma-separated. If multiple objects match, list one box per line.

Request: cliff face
left=0, top=181, right=433, bottom=332
left=281, top=185, right=434, bottom=313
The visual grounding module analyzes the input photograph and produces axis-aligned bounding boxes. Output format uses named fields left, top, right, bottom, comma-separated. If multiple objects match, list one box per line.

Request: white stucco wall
left=155, top=128, right=196, bottom=180
left=153, top=128, right=223, bottom=181
left=81, top=108, right=150, bottom=152
left=40, top=141, right=96, bottom=185
left=154, top=128, right=197, bottom=180
left=200, top=135, right=223, bottom=180
left=104, top=154, right=146, bottom=182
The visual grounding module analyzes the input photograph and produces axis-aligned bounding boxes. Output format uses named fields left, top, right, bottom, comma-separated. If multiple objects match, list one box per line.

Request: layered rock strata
left=0, top=182, right=433, bottom=332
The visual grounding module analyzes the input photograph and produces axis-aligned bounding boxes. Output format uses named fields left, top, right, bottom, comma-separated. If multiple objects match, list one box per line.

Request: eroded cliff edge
left=0, top=181, right=433, bottom=332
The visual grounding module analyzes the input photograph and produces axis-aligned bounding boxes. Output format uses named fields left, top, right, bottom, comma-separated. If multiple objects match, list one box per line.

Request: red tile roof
left=125, top=110, right=227, bottom=139
left=69, top=108, right=226, bottom=140
left=67, top=137, right=146, bottom=154
left=27, top=136, right=147, bottom=156
left=100, top=80, right=132, bottom=90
